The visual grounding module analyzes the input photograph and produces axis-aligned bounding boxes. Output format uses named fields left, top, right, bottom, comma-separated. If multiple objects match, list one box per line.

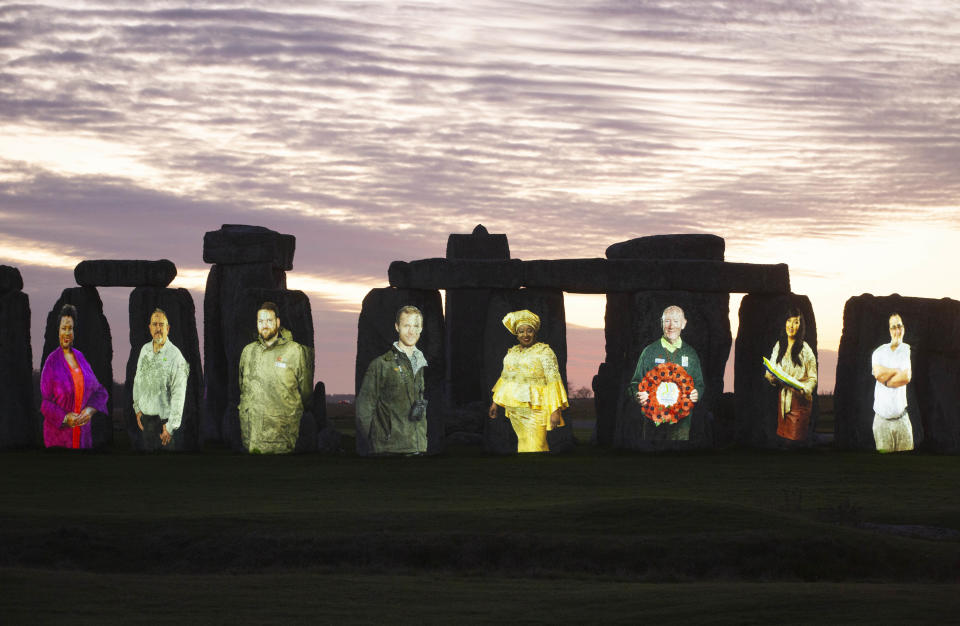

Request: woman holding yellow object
left=488, top=309, right=568, bottom=452
left=763, top=307, right=818, bottom=441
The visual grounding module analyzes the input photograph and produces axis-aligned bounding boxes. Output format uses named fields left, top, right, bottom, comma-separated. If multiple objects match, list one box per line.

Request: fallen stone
left=606, top=234, right=725, bottom=260
left=74, top=260, right=177, bottom=287
left=0, top=290, right=34, bottom=449
left=202, top=224, right=296, bottom=270
left=123, top=287, right=203, bottom=451
left=835, top=294, right=960, bottom=453
left=355, top=287, right=445, bottom=455
left=734, top=294, right=820, bottom=448
left=0, top=265, right=24, bottom=294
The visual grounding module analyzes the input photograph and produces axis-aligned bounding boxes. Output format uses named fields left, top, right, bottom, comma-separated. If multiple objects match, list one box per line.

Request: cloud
left=2, top=0, right=959, bottom=391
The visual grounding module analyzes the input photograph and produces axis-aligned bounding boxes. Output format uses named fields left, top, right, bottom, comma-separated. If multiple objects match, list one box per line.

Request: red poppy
left=638, top=363, right=696, bottom=425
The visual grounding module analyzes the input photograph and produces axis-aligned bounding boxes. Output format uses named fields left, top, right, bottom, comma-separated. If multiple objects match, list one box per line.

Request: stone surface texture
left=42, top=287, right=114, bottom=448
left=355, top=287, right=446, bottom=454
left=0, top=265, right=24, bottom=294
left=734, top=294, right=820, bottom=448
left=202, top=224, right=296, bottom=270
left=606, top=234, right=725, bottom=260
left=74, top=260, right=176, bottom=287
left=0, top=280, right=34, bottom=449
left=481, top=288, right=570, bottom=453
left=225, top=287, right=316, bottom=452
left=444, top=225, right=511, bottom=413
left=389, top=258, right=790, bottom=294
left=835, top=294, right=960, bottom=453
left=201, top=225, right=291, bottom=447
left=595, top=234, right=733, bottom=449
left=123, top=287, right=203, bottom=451
left=609, top=290, right=731, bottom=450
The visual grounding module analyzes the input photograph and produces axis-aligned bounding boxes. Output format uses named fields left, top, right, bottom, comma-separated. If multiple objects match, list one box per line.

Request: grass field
left=2, top=398, right=958, bottom=624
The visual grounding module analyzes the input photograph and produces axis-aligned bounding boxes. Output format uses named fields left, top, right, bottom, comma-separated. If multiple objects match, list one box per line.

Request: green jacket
left=238, top=328, right=313, bottom=454
left=356, top=346, right=427, bottom=455
left=627, top=337, right=704, bottom=441
left=628, top=337, right=704, bottom=397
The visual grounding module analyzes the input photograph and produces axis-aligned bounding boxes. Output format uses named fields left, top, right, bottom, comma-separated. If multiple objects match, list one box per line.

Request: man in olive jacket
left=356, top=305, right=427, bottom=456
left=238, top=301, right=313, bottom=454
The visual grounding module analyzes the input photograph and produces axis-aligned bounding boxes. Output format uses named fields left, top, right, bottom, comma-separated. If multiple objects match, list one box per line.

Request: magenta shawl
left=40, top=348, right=109, bottom=449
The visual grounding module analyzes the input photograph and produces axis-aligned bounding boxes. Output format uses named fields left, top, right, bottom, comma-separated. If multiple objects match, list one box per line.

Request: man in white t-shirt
left=871, top=313, right=913, bottom=452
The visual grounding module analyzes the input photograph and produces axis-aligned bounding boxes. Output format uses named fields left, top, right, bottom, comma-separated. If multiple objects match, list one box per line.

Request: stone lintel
left=74, top=259, right=177, bottom=287
left=389, top=258, right=790, bottom=294
left=202, top=224, right=296, bottom=270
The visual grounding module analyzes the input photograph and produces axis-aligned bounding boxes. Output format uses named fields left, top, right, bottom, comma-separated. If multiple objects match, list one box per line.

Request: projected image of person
left=488, top=310, right=568, bottom=452
left=356, top=305, right=428, bottom=456
left=871, top=313, right=913, bottom=452
left=132, top=308, right=189, bottom=451
left=238, top=301, right=313, bottom=454
left=763, top=307, right=818, bottom=441
left=628, top=305, right=703, bottom=441
left=40, top=304, right=109, bottom=449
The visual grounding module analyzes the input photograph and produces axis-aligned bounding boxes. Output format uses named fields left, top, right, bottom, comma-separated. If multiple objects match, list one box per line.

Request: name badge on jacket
left=275, top=361, right=287, bottom=369
left=654, top=358, right=665, bottom=364
left=681, top=356, right=689, bottom=367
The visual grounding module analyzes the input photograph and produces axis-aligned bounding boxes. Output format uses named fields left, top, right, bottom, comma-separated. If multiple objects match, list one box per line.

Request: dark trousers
left=140, top=414, right=180, bottom=451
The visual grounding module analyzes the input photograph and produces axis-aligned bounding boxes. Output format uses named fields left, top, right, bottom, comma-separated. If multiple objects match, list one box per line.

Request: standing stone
left=124, top=287, right=203, bottom=451
left=835, top=294, right=960, bottom=453
left=482, top=288, right=569, bottom=454
left=313, top=381, right=342, bottom=452
left=596, top=234, right=727, bottom=448
left=42, top=287, right=114, bottom=448
left=611, top=290, right=730, bottom=450
left=0, top=265, right=25, bottom=293
left=0, top=266, right=34, bottom=449
left=202, top=225, right=291, bottom=447
left=232, top=287, right=316, bottom=452
left=445, top=225, right=510, bottom=412
left=734, top=294, right=820, bottom=448
left=356, top=287, right=445, bottom=454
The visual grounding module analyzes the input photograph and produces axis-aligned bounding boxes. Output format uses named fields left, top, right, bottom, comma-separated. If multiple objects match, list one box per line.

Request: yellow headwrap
left=502, top=309, right=541, bottom=335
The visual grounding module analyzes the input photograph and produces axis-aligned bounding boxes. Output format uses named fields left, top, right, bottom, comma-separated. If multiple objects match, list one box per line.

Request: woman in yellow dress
left=488, top=310, right=568, bottom=452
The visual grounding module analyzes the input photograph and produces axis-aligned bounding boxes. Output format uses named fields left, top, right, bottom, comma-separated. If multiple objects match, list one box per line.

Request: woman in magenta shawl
left=40, top=304, right=109, bottom=449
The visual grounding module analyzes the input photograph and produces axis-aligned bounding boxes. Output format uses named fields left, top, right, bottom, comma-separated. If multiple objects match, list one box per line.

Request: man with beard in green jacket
left=238, top=301, right=313, bottom=454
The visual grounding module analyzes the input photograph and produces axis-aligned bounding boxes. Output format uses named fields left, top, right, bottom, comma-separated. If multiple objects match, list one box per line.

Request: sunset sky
left=2, top=1, right=958, bottom=393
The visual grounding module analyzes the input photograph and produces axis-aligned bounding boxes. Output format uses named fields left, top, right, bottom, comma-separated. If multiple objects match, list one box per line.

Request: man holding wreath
left=628, top=305, right=704, bottom=441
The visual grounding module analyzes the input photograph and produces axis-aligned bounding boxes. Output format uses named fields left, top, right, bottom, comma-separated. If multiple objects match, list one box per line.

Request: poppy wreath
left=638, top=362, right=695, bottom=425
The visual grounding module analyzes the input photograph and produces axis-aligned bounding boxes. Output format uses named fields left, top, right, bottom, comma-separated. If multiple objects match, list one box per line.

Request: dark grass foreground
left=2, top=431, right=959, bottom=623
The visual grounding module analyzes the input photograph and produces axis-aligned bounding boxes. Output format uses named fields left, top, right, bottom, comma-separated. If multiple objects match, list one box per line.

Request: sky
left=2, top=0, right=959, bottom=394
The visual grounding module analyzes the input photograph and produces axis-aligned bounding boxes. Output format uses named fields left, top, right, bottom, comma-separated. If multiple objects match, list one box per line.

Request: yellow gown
left=491, top=342, right=568, bottom=452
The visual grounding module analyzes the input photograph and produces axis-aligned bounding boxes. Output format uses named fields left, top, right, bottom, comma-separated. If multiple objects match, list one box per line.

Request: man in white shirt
left=133, top=308, right=189, bottom=451
left=871, top=313, right=913, bottom=452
